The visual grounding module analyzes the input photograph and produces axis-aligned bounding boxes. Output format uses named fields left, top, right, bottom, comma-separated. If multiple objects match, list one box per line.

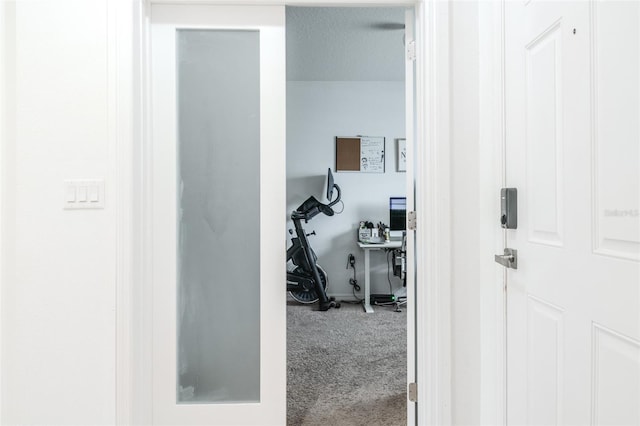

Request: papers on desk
left=362, top=238, right=385, bottom=244
left=358, top=228, right=386, bottom=244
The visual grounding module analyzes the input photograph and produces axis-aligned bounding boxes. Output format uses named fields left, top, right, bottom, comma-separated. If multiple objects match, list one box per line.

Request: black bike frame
left=286, top=211, right=330, bottom=306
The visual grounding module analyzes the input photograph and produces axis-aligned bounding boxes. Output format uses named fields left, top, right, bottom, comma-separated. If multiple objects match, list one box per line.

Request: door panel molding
left=591, top=323, right=640, bottom=425
left=525, top=20, right=564, bottom=247
left=590, top=0, right=640, bottom=262
left=526, top=295, right=564, bottom=426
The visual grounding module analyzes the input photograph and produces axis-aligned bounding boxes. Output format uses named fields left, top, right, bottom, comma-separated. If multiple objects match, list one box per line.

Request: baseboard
left=327, top=293, right=363, bottom=302
left=288, top=293, right=406, bottom=303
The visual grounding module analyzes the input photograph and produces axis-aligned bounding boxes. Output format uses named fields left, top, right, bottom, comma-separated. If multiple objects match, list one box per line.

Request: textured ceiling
left=286, top=7, right=406, bottom=81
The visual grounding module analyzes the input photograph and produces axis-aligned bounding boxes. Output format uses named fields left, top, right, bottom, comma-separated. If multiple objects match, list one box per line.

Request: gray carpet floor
left=287, top=300, right=407, bottom=426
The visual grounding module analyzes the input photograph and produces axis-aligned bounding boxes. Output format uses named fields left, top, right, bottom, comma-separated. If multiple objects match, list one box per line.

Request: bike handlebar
left=292, top=184, right=342, bottom=222
left=327, top=184, right=341, bottom=208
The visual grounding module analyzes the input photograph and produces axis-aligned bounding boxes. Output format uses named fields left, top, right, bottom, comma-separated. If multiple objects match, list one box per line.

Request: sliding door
left=150, top=5, right=286, bottom=424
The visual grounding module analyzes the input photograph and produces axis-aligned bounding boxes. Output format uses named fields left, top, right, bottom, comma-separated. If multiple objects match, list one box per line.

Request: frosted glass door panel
left=177, top=29, right=260, bottom=404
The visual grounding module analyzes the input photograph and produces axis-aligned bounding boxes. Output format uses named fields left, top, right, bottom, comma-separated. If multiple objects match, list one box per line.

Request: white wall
left=0, top=2, right=492, bottom=425
left=287, top=81, right=406, bottom=299
left=448, top=1, right=515, bottom=425
left=2, top=1, right=117, bottom=423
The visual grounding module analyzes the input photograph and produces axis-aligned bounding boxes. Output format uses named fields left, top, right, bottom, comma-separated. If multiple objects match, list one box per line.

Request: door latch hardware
left=408, top=382, right=417, bottom=402
left=406, top=40, right=416, bottom=61
left=495, top=248, right=518, bottom=269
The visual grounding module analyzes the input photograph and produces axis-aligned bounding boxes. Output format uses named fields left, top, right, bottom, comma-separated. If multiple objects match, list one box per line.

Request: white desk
left=357, top=240, right=402, bottom=313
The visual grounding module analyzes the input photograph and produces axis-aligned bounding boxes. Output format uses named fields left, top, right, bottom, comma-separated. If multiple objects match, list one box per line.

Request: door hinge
left=408, top=382, right=417, bottom=402
left=408, top=211, right=417, bottom=231
left=406, top=40, right=416, bottom=61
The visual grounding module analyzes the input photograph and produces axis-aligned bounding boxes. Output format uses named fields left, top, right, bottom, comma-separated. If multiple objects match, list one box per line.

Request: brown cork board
left=335, top=137, right=361, bottom=171
left=335, top=136, right=386, bottom=173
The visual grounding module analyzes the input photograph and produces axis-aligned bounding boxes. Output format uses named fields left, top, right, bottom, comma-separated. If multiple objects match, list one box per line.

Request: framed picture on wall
left=397, top=138, right=406, bottom=172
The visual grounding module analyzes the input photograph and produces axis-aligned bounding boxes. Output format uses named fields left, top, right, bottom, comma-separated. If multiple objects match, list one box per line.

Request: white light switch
left=77, top=185, right=88, bottom=202
left=65, top=186, right=77, bottom=203
left=88, top=184, right=99, bottom=202
left=64, top=179, right=105, bottom=209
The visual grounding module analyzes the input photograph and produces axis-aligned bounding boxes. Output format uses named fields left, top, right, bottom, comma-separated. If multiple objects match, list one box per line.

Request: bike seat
left=319, top=204, right=334, bottom=216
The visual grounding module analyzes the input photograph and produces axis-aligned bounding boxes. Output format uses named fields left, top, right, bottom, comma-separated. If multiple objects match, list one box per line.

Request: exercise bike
left=286, top=168, right=341, bottom=311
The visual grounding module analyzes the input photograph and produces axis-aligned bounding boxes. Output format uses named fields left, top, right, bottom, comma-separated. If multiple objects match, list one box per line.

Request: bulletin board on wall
left=335, top=136, right=385, bottom=173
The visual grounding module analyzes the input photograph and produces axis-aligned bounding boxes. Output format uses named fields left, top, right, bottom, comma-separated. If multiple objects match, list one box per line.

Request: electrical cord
left=386, top=250, right=394, bottom=294
left=385, top=249, right=407, bottom=312
left=343, top=253, right=363, bottom=303
left=375, top=298, right=407, bottom=312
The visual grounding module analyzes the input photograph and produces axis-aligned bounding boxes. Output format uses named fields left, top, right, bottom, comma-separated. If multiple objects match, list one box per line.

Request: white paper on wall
left=359, top=136, right=385, bottom=173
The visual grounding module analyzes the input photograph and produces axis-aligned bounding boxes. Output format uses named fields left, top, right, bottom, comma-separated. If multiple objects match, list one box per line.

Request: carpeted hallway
left=287, top=301, right=407, bottom=426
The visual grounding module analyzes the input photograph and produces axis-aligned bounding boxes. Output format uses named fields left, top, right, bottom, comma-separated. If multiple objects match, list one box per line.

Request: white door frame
left=414, top=1, right=453, bottom=425
left=109, top=0, right=453, bottom=425
left=0, top=3, right=7, bottom=422
left=478, top=2, right=508, bottom=425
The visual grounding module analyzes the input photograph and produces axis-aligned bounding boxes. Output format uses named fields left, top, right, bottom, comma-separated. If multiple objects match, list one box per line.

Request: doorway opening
left=285, top=6, right=409, bottom=425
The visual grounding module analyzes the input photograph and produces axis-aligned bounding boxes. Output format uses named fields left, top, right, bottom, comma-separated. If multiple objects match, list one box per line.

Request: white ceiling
left=286, top=7, right=406, bottom=81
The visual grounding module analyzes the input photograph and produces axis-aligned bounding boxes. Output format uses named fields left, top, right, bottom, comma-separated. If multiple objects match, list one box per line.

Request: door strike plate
left=408, top=382, right=417, bottom=402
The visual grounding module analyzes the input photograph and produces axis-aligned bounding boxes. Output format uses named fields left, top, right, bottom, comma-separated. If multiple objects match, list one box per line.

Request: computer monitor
left=326, top=168, right=334, bottom=202
left=389, top=197, right=407, bottom=231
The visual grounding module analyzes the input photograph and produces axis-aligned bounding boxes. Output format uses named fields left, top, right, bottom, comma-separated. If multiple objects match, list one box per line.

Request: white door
left=503, top=1, right=640, bottom=425
left=150, top=5, right=286, bottom=425
left=404, top=7, right=418, bottom=425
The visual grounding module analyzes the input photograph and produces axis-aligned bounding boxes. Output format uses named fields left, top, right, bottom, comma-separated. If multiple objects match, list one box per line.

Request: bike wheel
left=289, top=265, right=328, bottom=304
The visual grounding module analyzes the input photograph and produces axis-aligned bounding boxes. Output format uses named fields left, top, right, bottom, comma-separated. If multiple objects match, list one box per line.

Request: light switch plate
left=64, top=179, right=105, bottom=209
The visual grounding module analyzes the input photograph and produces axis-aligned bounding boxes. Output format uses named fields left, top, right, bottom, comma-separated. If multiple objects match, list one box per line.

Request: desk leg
left=363, top=249, right=374, bottom=313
